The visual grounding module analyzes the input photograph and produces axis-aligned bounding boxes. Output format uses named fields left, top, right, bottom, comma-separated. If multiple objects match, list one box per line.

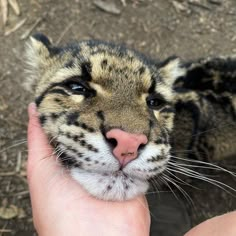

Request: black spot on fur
left=96, top=110, right=105, bottom=121
left=88, top=127, right=95, bottom=132
left=81, top=122, right=88, bottom=130
left=150, top=167, right=159, bottom=172
left=138, top=66, right=145, bottom=75
left=39, top=115, right=46, bottom=125
left=107, top=185, right=112, bottom=191
left=81, top=62, right=92, bottom=81
left=85, top=157, right=91, bottom=162
left=54, top=98, right=62, bottom=103
left=59, top=153, right=77, bottom=168
left=147, top=155, right=165, bottom=162
left=154, top=138, right=164, bottom=145
left=108, top=66, right=113, bottom=72
left=67, top=112, right=80, bottom=125
left=80, top=140, right=86, bottom=146
left=51, top=113, right=60, bottom=119
left=72, top=135, right=79, bottom=142
left=66, top=132, right=71, bottom=139
left=87, top=144, right=94, bottom=150
left=80, top=123, right=95, bottom=133
left=64, top=60, right=74, bottom=68
left=74, top=162, right=82, bottom=168
left=77, top=152, right=84, bottom=158
left=74, top=122, right=95, bottom=133
left=101, top=59, right=108, bottom=68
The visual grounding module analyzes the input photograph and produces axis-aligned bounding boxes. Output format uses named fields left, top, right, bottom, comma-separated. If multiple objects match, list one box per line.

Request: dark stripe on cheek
left=149, top=119, right=154, bottom=129
left=35, top=81, right=72, bottom=107
left=39, top=114, right=47, bottom=125
left=160, top=107, right=175, bottom=113
left=35, top=95, right=45, bottom=107
left=68, top=120, right=96, bottom=133
left=59, top=153, right=78, bottom=168
left=49, top=89, right=69, bottom=96
left=64, top=60, right=74, bottom=68
left=36, top=88, right=69, bottom=107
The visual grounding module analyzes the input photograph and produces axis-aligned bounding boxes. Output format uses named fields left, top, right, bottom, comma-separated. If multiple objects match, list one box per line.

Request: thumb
left=27, top=102, right=58, bottom=183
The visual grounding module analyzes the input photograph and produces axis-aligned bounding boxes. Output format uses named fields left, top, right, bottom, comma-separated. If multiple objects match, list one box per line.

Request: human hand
left=27, top=103, right=150, bottom=236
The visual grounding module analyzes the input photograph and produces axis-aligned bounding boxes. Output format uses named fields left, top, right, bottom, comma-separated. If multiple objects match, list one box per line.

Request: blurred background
left=0, top=0, right=236, bottom=235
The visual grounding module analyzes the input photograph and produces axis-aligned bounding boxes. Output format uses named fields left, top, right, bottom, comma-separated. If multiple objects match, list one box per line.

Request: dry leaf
left=1, top=0, right=8, bottom=25
left=8, top=0, right=20, bottom=15
left=0, top=203, right=25, bottom=220
left=4, top=18, right=26, bottom=36
left=93, top=0, right=121, bottom=15
left=0, top=205, right=18, bottom=219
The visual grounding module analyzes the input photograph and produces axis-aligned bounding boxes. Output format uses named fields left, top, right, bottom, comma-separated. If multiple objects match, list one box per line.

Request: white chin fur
left=70, top=168, right=149, bottom=201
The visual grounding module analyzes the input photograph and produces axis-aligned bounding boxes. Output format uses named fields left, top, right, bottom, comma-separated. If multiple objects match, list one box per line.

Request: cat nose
left=106, top=129, right=148, bottom=167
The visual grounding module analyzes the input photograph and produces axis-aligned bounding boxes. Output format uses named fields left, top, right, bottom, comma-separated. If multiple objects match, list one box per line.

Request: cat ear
left=159, top=57, right=186, bottom=86
left=156, top=57, right=186, bottom=100
left=24, top=33, right=53, bottom=91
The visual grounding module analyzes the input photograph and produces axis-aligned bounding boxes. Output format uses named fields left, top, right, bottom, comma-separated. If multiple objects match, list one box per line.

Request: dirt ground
left=0, top=0, right=236, bottom=235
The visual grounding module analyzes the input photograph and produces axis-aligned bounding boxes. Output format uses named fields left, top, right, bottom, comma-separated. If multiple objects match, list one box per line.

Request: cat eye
left=63, top=79, right=89, bottom=95
left=68, top=83, right=87, bottom=93
left=146, top=95, right=166, bottom=110
left=63, top=79, right=96, bottom=98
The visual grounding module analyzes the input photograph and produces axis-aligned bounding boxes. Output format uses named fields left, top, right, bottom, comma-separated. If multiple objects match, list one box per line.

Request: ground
left=0, top=0, right=236, bottom=235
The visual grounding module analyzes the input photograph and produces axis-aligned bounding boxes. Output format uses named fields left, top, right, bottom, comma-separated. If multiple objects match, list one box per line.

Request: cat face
left=25, top=34, right=185, bottom=200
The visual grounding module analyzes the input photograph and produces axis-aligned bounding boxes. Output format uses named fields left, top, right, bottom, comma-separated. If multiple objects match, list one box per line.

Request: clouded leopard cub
left=25, top=34, right=236, bottom=201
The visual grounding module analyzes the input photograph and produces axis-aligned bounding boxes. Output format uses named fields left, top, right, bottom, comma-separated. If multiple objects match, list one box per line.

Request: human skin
left=184, top=211, right=236, bottom=236
left=27, top=103, right=236, bottom=236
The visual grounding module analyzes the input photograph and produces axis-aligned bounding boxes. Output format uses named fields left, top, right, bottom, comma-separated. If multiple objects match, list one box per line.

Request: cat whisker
left=161, top=174, right=194, bottom=206
left=166, top=165, right=236, bottom=196
left=165, top=169, right=199, bottom=189
left=170, top=155, right=236, bottom=177
left=159, top=175, right=180, bottom=203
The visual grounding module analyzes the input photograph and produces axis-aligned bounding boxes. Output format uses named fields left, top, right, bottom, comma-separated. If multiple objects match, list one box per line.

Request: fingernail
left=28, top=102, right=37, bottom=117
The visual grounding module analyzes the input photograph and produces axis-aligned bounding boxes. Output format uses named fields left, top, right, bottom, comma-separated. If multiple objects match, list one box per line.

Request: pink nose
left=106, top=129, right=148, bottom=167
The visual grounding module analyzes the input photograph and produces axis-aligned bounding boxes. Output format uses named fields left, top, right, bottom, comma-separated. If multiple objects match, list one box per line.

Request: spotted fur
left=25, top=34, right=236, bottom=201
